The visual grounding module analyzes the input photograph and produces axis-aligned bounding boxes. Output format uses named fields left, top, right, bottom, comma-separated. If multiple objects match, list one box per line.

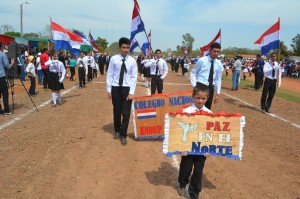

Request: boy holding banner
left=177, top=85, right=211, bottom=199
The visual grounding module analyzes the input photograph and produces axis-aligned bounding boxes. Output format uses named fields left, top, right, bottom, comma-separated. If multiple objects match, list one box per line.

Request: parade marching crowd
left=0, top=37, right=299, bottom=198
left=1, top=39, right=299, bottom=114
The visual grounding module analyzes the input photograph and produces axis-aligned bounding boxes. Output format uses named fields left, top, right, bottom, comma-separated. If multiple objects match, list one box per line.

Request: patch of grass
left=222, top=74, right=300, bottom=104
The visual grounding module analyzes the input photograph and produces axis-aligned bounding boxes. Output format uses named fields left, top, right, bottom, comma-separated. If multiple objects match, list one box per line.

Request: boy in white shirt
left=177, top=84, right=211, bottom=199
left=26, top=56, right=37, bottom=96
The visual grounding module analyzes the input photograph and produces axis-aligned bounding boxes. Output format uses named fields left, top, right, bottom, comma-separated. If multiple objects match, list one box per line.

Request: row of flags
left=197, top=18, right=279, bottom=57
left=129, top=0, right=280, bottom=57
left=50, top=21, right=100, bottom=56
left=50, top=0, right=280, bottom=58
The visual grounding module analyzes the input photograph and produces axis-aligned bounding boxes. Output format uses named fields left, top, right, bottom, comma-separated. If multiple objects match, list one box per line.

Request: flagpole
left=49, top=17, right=52, bottom=52
left=277, top=17, right=281, bottom=62
left=133, top=0, right=154, bottom=57
left=142, top=28, right=154, bottom=56
left=136, top=41, right=143, bottom=54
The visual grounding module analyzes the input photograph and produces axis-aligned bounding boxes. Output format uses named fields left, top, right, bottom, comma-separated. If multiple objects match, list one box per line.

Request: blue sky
left=1, top=0, right=299, bottom=51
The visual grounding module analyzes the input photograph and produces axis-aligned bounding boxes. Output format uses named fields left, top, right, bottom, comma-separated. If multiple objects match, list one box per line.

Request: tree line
left=1, top=24, right=300, bottom=57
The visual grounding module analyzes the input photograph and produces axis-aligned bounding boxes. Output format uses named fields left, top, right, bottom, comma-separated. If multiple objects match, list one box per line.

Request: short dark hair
left=256, top=54, right=261, bottom=58
left=210, top=42, right=221, bottom=50
left=42, top=48, right=47, bottom=53
left=270, top=52, right=276, bottom=57
left=193, top=84, right=209, bottom=96
left=155, top=49, right=161, bottom=54
left=119, top=37, right=130, bottom=47
left=0, top=42, right=3, bottom=49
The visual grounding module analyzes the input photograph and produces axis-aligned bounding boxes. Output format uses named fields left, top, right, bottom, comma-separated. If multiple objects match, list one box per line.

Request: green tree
left=23, top=32, right=39, bottom=38
left=182, top=33, right=194, bottom=54
left=106, top=42, right=119, bottom=54
left=280, top=41, right=288, bottom=55
left=0, top=24, right=14, bottom=34
left=5, top=32, right=21, bottom=37
left=291, top=34, right=300, bottom=56
left=96, top=37, right=109, bottom=52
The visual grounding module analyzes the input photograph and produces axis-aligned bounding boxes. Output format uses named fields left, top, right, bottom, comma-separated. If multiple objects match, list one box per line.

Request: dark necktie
left=208, top=60, right=214, bottom=87
left=119, top=58, right=127, bottom=86
left=272, top=62, right=275, bottom=78
left=155, top=59, right=159, bottom=76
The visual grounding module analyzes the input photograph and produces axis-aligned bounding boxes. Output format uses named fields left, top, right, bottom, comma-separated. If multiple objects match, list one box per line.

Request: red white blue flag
left=136, top=109, right=156, bottom=119
left=141, top=31, right=151, bottom=56
left=254, top=19, right=280, bottom=56
left=130, top=0, right=145, bottom=40
left=130, top=37, right=139, bottom=53
left=51, top=21, right=83, bottom=52
left=200, top=29, right=221, bottom=57
left=89, top=32, right=100, bottom=52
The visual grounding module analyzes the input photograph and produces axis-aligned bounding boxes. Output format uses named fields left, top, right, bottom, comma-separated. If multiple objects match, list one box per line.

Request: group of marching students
left=14, top=49, right=111, bottom=106
left=136, top=54, right=191, bottom=89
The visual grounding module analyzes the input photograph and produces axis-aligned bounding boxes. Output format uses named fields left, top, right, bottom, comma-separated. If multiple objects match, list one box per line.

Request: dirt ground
left=0, top=66, right=299, bottom=199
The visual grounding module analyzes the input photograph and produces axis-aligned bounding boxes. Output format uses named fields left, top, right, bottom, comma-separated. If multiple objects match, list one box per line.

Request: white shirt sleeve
left=160, top=60, right=168, bottom=79
left=129, top=58, right=138, bottom=95
left=59, top=62, right=66, bottom=83
left=215, top=63, right=223, bottom=95
left=106, top=57, right=114, bottom=93
left=144, top=59, right=155, bottom=68
left=190, top=60, right=201, bottom=87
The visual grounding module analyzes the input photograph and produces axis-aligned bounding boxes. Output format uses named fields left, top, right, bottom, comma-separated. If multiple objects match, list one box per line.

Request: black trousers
left=175, top=63, right=179, bottom=73
left=261, top=78, right=277, bottom=111
left=70, top=67, right=75, bottom=80
left=196, top=82, right=214, bottom=109
left=0, top=77, right=10, bottom=112
left=87, top=66, right=93, bottom=82
left=28, top=76, right=36, bottom=95
left=78, top=67, right=86, bottom=87
left=42, top=68, right=50, bottom=89
left=178, top=155, right=206, bottom=198
left=181, top=65, right=184, bottom=75
left=151, top=75, right=163, bottom=95
left=111, top=86, right=132, bottom=138
left=254, top=71, right=264, bottom=90
left=99, top=63, right=105, bottom=75
left=93, top=69, right=97, bottom=78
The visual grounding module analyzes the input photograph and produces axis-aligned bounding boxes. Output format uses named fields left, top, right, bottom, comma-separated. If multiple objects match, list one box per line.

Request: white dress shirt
left=144, top=58, right=168, bottom=79
left=190, top=55, right=223, bottom=94
left=183, top=103, right=212, bottom=114
left=45, top=59, right=66, bottom=83
left=36, top=57, right=42, bottom=70
left=263, top=61, right=281, bottom=87
left=106, top=54, right=138, bottom=95
left=77, top=57, right=89, bottom=74
left=85, top=56, right=96, bottom=68
left=25, top=63, right=36, bottom=77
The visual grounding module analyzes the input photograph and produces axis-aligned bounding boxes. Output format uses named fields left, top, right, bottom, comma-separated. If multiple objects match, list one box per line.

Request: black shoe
left=120, top=137, right=127, bottom=145
left=4, top=111, right=11, bottom=115
left=265, top=108, right=270, bottom=113
left=177, top=187, right=185, bottom=196
left=113, top=132, right=120, bottom=139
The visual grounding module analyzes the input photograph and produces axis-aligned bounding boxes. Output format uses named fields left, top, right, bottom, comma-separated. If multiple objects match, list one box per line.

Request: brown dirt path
left=0, top=66, right=299, bottom=199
